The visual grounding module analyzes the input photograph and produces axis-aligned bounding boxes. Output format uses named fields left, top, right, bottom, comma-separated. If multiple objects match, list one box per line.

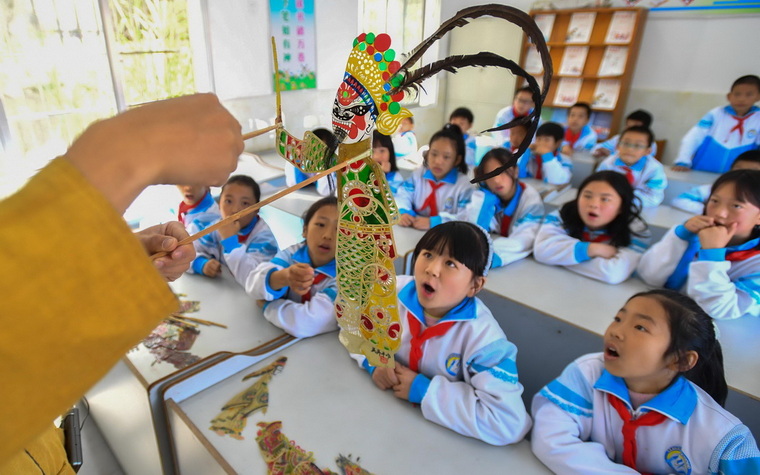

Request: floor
left=76, top=400, right=124, bottom=475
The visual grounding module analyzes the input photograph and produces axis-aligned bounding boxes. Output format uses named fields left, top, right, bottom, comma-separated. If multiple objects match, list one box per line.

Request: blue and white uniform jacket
left=592, top=134, right=658, bottom=157
left=532, top=353, right=760, bottom=474
left=285, top=164, right=334, bottom=197
left=671, top=184, right=711, bottom=214
left=464, top=183, right=545, bottom=268
left=393, top=130, right=418, bottom=159
left=675, top=105, right=760, bottom=172
left=492, top=106, right=532, bottom=147
left=463, top=132, right=477, bottom=167
left=563, top=125, right=598, bottom=152
left=187, top=216, right=278, bottom=287
left=395, top=167, right=474, bottom=227
left=517, top=150, right=573, bottom=185
left=637, top=224, right=760, bottom=320
left=385, top=170, right=404, bottom=195
left=596, top=154, right=668, bottom=208
left=246, top=243, right=337, bottom=337
left=351, top=275, right=531, bottom=446
left=179, top=191, right=220, bottom=229
left=534, top=211, right=649, bottom=284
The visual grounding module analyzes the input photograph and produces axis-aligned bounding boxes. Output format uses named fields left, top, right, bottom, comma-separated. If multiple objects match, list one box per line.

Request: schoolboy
left=673, top=75, right=760, bottom=173
left=493, top=86, right=534, bottom=147
left=449, top=107, right=477, bottom=166
left=393, top=116, right=418, bottom=160
left=592, top=109, right=657, bottom=158
left=176, top=184, right=220, bottom=228
left=596, top=126, right=667, bottom=208
left=519, top=122, right=572, bottom=185
left=561, top=102, right=598, bottom=155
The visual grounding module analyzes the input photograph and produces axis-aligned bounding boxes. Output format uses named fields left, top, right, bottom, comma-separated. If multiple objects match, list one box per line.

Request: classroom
left=1, top=1, right=759, bottom=474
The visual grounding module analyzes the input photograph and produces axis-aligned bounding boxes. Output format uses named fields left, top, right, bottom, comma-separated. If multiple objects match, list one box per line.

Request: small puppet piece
left=210, top=357, right=287, bottom=440
left=141, top=297, right=203, bottom=369
left=334, top=454, right=374, bottom=475
left=254, top=421, right=325, bottom=475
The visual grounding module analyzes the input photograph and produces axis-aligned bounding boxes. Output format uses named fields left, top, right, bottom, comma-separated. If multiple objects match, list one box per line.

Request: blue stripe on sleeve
left=541, top=380, right=593, bottom=417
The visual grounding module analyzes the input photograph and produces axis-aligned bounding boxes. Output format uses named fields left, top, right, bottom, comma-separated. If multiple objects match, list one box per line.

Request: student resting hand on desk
left=0, top=93, right=242, bottom=469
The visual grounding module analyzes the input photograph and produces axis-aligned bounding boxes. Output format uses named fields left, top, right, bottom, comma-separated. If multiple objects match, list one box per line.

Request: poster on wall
left=270, top=0, right=317, bottom=91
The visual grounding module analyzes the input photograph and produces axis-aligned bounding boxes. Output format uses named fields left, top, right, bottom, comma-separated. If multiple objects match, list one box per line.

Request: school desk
left=163, top=332, right=551, bottom=475
left=663, top=166, right=718, bottom=205
left=85, top=269, right=294, bottom=475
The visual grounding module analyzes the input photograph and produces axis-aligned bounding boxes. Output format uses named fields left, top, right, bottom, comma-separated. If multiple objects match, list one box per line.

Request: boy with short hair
left=493, top=86, right=534, bottom=147
left=449, top=107, right=477, bottom=166
left=506, top=122, right=531, bottom=154
left=392, top=116, right=418, bottom=160
left=519, top=122, right=572, bottom=185
left=592, top=109, right=657, bottom=158
left=596, top=126, right=667, bottom=208
left=672, top=150, right=760, bottom=213
left=176, top=184, right=220, bottom=229
left=673, top=75, right=760, bottom=173
left=561, top=102, right=598, bottom=155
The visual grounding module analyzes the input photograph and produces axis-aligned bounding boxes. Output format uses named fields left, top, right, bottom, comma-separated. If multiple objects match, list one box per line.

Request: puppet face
left=332, top=79, right=376, bottom=144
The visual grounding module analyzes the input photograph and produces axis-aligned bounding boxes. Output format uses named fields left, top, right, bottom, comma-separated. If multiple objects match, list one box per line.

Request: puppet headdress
left=342, top=32, right=412, bottom=136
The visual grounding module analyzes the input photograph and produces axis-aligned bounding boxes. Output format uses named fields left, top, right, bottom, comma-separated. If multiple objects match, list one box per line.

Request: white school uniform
left=351, top=275, right=532, bottom=446
left=563, top=124, right=598, bottom=152
left=517, top=150, right=573, bottom=185
left=596, top=154, right=668, bottom=208
left=187, top=216, right=278, bottom=288
left=246, top=243, right=338, bottom=337
left=395, top=167, right=474, bottom=227
left=463, top=132, right=477, bottom=167
left=675, top=105, right=760, bottom=173
left=534, top=211, right=649, bottom=284
left=532, top=353, right=760, bottom=475
left=178, top=191, right=220, bottom=228
left=285, top=164, right=334, bottom=196
left=393, top=130, right=418, bottom=159
left=671, top=183, right=711, bottom=214
left=637, top=224, right=760, bottom=320
left=385, top=170, right=404, bottom=194
left=492, top=106, right=532, bottom=147
left=591, top=134, right=658, bottom=157
left=464, top=182, right=545, bottom=268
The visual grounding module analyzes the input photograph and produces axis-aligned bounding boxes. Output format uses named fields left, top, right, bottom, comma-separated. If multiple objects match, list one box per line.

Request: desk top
left=168, top=333, right=550, bottom=474
left=124, top=271, right=287, bottom=386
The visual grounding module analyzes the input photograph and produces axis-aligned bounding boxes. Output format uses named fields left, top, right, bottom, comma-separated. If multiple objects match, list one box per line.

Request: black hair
left=412, top=221, right=490, bottom=278
left=223, top=174, right=261, bottom=202
left=731, top=150, right=760, bottom=169
left=731, top=75, right=760, bottom=92
left=426, top=123, right=468, bottom=174
left=536, top=121, right=564, bottom=143
left=560, top=170, right=645, bottom=248
left=569, top=102, right=592, bottom=119
left=515, top=86, right=533, bottom=97
left=449, top=107, right=474, bottom=124
left=626, top=109, right=653, bottom=129
left=302, top=195, right=338, bottom=231
left=404, top=116, right=415, bottom=125
left=372, top=130, right=398, bottom=172
left=628, top=289, right=727, bottom=406
left=474, top=148, right=517, bottom=193
left=620, top=125, right=655, bottom=147
left=707, top=169, right=760, bottom=240
left=312, top=127, right=339, bottom=193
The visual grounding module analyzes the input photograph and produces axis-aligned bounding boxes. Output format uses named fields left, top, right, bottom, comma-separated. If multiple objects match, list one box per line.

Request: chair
left=654, top=139, right=666, bottom=162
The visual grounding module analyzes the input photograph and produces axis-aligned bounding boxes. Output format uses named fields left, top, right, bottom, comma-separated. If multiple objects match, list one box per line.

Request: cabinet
left=519, top=7, right=648, bottom=140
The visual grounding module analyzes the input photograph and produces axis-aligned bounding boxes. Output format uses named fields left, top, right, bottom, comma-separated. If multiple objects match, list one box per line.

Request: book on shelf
left=533, top=13, right=555, bottom=42
left=592, top=79, right=621, bottom=110
left=524, top=45, right=543, bottom=74
left=605, top=11, right=636, bottom=44
left=565, top=12, right=596, bottom=44
left=597, top=46, right=628, bottom=77
left=559, top=46, right=588, bottom=76
left=554, top=78, right=583, bottom=107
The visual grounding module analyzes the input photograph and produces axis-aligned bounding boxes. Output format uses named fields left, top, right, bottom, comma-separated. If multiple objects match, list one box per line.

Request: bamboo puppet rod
left=150, top=149, right=370, bottom=261
left=241, top=123, right=280, bottom=141
left=171, top=314, right=228, bottom=329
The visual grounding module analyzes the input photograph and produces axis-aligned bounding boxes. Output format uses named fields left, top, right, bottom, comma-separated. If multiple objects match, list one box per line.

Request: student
left=596, top=126, right=667, bottom=208
left=561, top=102, right=598, bottom=155
left=465, top=148, right=544, bottom=268
left=638, top=169, right=760, bottom=320
left=396, top=124, right=474, bottom=230
left=187, top=175, right=278, bottom=287
left=284, top=127, right=337, bottom=196
left=246, top=196, right=339, bottom=338
left=534, top=171, right=649, bottom=284
left=673, top=75, right=760, bottom=173
left=176, top=184, right=220, bottom=228
left=532, top=289, right=760, bottom=474
left=372, top=130, right=403, bottom=194
left=392, top=116, right=418, bottom=160
left=492, top=86, right=535, bottom=147
left=449, top=107, right=477, bottom=167
left=592, top=109, right=657, bottom=159
left=518, top=122, right=573, bottom=185
left=505, top=122, right=530, bottom=154
left=352, top=221, right=531, bottom=446
left=672, top=150, right=760, bottom=213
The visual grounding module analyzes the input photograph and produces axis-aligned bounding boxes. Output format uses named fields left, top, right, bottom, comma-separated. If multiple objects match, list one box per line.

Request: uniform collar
left=423, top=167, right=459, bottom=184
left=399, top=279, right=477, bottom=323
left=725, top=104, right=759, bottom=117
left=292, top=244, right=337, bottom=278
left=613, top=155, right=647, bottom=171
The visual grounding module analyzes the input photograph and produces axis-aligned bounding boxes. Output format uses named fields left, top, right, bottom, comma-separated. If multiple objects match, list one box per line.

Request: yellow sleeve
left=0, top=158, right=178, bottom=465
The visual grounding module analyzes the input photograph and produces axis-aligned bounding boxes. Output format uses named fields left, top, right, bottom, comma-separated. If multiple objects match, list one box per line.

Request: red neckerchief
left=727, top=111, right=755, bottom=141
left=512, top=106, right=529, bottom=118
left=178, top=192, right=207, bottom=224
left=420, top=180, right=446, bottom=216
left=406, top=311, right=455, bottom=372
left=535, top=154, right=544, bottom=180
left=608, top=394, right=667, bottom=473
left=500, top=182, right=526, bottom=237
left=622, top=165, right=634, bottom=185
left=582, top=231, right=611, bottom=243
left=301, top=273, right=327, bottom=303
left=564, top=128, right=581, bottom=148
left=726, top=248, right=760, bottom=261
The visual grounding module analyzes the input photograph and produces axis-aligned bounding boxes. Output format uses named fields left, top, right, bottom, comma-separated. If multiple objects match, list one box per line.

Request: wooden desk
left=165, top=333, right=551, bottom=474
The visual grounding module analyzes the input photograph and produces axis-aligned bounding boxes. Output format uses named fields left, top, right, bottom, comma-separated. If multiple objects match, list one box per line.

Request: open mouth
left=588, top=212, right=599, bottom=219
left=421, top=283, right=435, bottom=296
left=605, top=346, right=619, bottom=358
